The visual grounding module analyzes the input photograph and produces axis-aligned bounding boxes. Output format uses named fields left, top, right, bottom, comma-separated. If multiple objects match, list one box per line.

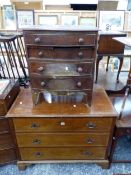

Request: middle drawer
left=16, top=133, right=109, bottom=147
left=29, top=60, right=94, bottom=76
left=30, top=75, right=93, bottom=91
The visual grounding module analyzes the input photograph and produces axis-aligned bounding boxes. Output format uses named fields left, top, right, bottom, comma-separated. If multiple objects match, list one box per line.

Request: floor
left=0, top=58, right=131, bottom=175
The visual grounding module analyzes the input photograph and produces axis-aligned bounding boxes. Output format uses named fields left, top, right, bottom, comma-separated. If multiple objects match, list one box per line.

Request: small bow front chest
left=23, top=25, right=98, bottom=106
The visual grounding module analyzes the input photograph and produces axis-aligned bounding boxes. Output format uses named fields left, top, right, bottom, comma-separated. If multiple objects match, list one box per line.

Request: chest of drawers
left=0, top=79, right=20, bottom=164
left=7, top=85, right=117, bottom=170
left=23, top=26, right=98, bottom=106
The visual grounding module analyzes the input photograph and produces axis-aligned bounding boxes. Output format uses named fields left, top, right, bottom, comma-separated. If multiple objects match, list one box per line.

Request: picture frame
left=61, top=15, right=78, bottom=26
left=99, top=11, right=125, bottom=31
left=79, top=17, right=96, bottom=27
left=38, top=15, right=58, bottom=25
left=2, top=5, right=16, bottom=30
left=127, top=12, right=131, bottom=30
left=16, top=10, right=34, bottom=29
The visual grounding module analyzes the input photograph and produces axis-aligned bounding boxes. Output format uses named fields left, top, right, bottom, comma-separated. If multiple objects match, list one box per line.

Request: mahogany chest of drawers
left=0, top=79, right=20, bottom=164
left=7, top=85, right=117, bottom=170
left=23, top=26, right=98, bottom=106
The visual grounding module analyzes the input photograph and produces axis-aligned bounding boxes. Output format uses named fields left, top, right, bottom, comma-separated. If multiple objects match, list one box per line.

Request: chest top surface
left=7, top=85, right=117, bottom=118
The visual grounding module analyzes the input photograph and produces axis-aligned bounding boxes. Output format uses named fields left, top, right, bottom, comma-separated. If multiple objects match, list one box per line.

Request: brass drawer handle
left=34, top=152, right=43, bottom=157
left=86, top=122, right=96, bottom=129
left=78, top=38, right=84, bottom=44
left=31, top=123, right=40, bottom=128
left=86, top=138, right=93, bottom=144
left=41, top=81, right=46, bottom=87
left=82, top=151, right=93, bottom=156
left=32, top=139, right=41, bottom=144
left=38, top=51, right=43, bottom=57
left=34, top=37, right=40, bottom=43
left=77, top=67, right=83, bottom=73
left=78, top=52, right=83, bottom=58
left=76, top=81, right=82, bottom=87
left=38, top=66, right=44, bottom=72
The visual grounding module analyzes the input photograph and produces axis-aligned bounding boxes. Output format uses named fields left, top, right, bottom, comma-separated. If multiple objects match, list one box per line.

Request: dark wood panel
left=16, top=133, right=109, bottom=147
left=24, top=33, right=96, bottom=46
left=20, top=147, right=106, bottom=160
left=0, top=149, right=16, bottom=164
left=0, top=134, right=14, bottom=149
left=30, top=75, right=93, bottom=91
left=29, top=60, right=94, bottom=76
left=0, top=80, right=20, bottom=116
left=13, top=117, right=113, bottom=132
left=27, top=47, right=95, bottom=60
left=0, top=118, right=9, bottom=133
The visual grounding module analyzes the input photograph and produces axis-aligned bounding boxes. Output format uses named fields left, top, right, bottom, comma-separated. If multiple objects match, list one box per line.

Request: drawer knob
left=32, top=139, right=41, bottom=144
left=60, top=121, right=65, bottom=126
left=34, top=152, right=43, bottom=157
left=77, top=67, right=83, bottom=73
left=31, top=123, right=40, bottom=128
left=78, top=52, right=83, bottom=58
left=86, top=138, right=93, bottom=144
left=34, top=37, right=40, bottom=43
left=76, top=81, right=82, bottom=87
left=86, top=122, right=96, bottom=129
left=82, top=151, right=92, bottom=156
left=41, top=81, right=46, bottom=87
left=38, top=51, right=43, bottom=57
left=38, top=67, right=44, bottom=72
left=78, top=38, right=84, bottom=44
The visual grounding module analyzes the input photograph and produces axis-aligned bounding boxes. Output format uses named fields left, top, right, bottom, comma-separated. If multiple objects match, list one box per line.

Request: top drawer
left=13, top=117, right=113, bottom=132
left=24, top=33, right=96, bottom=46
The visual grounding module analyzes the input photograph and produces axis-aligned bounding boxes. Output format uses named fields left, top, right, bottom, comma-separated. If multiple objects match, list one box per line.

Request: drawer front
left=20, top=147, right=106, bottom=160
left=30, top=76, right=93, bottom=90
left=13, top=117, right=113, bottom=132
left=0, top=149, right=16, bottom=164
left=27, top=47, right=95, bottom=60
left=29, top=61, right=94, bottom=76
left=16, top=133, right=109, bottom=147
left=0, top=118, right=9, bottom=133
left=0, top=134, right=14, bottom=149
left=24, top=33, right=96, bottom=46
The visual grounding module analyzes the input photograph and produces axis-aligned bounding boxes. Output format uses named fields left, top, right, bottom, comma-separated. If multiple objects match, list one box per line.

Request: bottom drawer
left=20, top=147, right=106, bottom=160
left=0, top=149, right=16, bottom=164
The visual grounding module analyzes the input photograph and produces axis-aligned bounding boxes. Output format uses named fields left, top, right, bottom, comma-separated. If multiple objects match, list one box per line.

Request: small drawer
left=0, top=149, right=16, bottom=164
left=0, top=134, right=14, bottom=149
left=27, top=47, right=95, bottom=60
left=29, top=60, right=94, bottom=76
left=20, top=147, right=106, bottom=160
left=13, top=117, right=113, bottom=132
left=24, top=33, right=96, bottom=46
left=30, top=75, right=93, bottom=91
left=16, top=133, right=109, bottom=147
left=0, top=118, right=9, bottom=133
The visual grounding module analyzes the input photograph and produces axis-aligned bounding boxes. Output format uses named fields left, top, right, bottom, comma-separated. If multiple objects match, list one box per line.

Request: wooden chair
left=95, top=31, right=126, bottom=83
left=110, top=66, right=131, bottom=163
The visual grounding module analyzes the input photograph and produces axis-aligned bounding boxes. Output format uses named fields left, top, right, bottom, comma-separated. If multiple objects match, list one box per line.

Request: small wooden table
left=7, top=85, right=117, bottom=170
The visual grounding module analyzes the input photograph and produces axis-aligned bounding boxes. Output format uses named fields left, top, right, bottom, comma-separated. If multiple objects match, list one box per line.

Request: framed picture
left=16, top=10, right=34, bottom=29
left=80, top=17, right=96, bottom=27
left=61, top=15, right=78, bottom=26
left=127, top=12, right=131, bottom=30
left=38, top=15, right=58, bottom=25
left=99, top=11, right=125, bottom=31
left=2, top=5, right=16, bottom=30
